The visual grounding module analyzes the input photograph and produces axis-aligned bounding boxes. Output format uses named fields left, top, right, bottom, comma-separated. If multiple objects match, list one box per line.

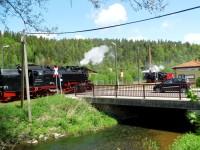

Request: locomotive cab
left=0, top=69, right=21, bottom=101
left=28, top=65, right=57, bottom=97
left=29, top=69, right=45, bottom=86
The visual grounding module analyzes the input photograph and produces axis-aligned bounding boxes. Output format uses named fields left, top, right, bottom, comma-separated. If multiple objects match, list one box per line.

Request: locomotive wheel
left=78, top=86, right=86, bottom=93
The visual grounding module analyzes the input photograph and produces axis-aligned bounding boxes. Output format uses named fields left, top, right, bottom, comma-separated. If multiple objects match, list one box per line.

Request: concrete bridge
left=76, top=84, right=200, bottom=110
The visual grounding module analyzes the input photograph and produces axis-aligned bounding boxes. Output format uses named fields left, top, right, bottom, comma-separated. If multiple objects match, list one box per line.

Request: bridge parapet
left=76, top=84, right=200, bottom=101
left=75, top=84, right=200, bottom=110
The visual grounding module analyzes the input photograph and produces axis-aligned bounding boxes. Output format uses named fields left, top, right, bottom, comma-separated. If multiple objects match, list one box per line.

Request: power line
left=27, top=5, right=200, bottom=35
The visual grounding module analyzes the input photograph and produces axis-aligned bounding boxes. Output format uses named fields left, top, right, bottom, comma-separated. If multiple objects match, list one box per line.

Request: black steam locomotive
left=0, top=64, right=93, bottom=102
left=144, top=72, right=174, bottom=83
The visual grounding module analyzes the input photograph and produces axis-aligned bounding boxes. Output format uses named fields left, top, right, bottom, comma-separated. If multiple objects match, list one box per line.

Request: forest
left=0, top=31, right=200, bottom=84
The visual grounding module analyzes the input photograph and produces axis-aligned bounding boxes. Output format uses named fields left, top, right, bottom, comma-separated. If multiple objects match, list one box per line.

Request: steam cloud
left=142, top=65, right=165, bottom=73
left=80, top=45, right=109, bottom=65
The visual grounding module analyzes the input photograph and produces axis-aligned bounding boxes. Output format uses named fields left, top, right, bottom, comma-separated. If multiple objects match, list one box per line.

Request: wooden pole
left=55, top=76, right=58, bottom=94
left=20, top=36, right=25, bottom=108
left=59, top=75, right=62, bottom=94
left=23, top=33, right=32, bottom=122
left=137, top=47, right=140, bottom=84
left=148, top=46, right=152, bottom=68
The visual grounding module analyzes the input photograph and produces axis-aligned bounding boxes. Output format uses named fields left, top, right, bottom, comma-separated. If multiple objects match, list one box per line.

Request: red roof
left=172, top=60, right=200, bottom=69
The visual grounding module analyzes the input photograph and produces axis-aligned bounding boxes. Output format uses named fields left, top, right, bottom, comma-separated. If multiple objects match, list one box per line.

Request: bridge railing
left=75, top=83, right=200, bottom=100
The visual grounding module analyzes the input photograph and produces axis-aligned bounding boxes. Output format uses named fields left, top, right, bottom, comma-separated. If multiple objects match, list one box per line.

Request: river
left=15, top=125, right=181, bottom=150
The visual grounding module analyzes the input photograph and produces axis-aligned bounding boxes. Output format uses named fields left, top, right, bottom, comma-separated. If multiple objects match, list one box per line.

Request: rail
left=75, top=83, right=200, bottom=100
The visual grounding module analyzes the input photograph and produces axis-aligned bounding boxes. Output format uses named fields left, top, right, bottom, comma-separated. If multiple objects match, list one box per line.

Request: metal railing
left=75, top=83, right=200, bottom=100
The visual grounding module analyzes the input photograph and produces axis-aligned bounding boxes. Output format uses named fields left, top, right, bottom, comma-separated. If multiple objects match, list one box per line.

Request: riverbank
left=169, top=92, right=200, bottom=150
left=170, top=133, right=200, bottom=150
left=15, top=125, right=162, bottom=150
left=0, top=95, right=117, bottom=149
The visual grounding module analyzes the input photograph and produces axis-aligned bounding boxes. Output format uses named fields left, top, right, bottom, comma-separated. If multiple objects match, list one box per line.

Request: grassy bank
left=170, top=92, right=200, bottom=150
left=170, top=133, right=200, bottom=150
left=0, top=95, right=117, bottom=148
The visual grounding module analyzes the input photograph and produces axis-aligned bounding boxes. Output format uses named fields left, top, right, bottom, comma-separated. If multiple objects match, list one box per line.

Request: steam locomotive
left=144, top=72, right=174, bottom=83
left=0, top=64, right=93, bottom=102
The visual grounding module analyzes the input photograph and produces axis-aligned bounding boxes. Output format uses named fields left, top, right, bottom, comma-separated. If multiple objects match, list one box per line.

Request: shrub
left=196, top=77, right=200, bottom=87
left=0, top=95, right=117, bottom=148
left=170, top=134, right=200, bottom=150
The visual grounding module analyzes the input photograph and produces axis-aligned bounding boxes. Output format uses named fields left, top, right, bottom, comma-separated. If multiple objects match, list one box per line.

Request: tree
left=89, top=0, right=167, bottom=12
left=0, top=0, right=167, bottom=31
left=0, top=0, right=49, bottom=31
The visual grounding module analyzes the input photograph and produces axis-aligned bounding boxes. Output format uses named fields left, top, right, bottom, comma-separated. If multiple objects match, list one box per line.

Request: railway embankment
left=0, top=95, right=117, bottom=149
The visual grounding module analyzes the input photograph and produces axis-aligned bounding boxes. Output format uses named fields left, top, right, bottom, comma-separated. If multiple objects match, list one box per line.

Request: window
left=185, top=74, right=195, bottom=79
left=178, top=74, right=185, bottom=79
left=164, top=79, right=173, bottom=84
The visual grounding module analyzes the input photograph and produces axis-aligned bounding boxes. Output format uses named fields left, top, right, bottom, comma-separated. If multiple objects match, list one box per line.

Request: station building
left=172, top=60, right=200, bottom=83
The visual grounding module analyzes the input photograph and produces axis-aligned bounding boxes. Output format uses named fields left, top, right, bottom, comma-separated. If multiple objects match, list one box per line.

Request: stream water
left=15, top=125, right=181, bottom=150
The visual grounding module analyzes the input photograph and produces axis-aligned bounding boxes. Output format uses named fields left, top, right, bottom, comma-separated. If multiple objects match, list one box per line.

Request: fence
left=75, top=83, right=200, bottom=100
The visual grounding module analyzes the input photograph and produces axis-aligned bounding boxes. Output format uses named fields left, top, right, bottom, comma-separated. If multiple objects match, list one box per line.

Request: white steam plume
left=80, top=45, right=109, bottom=65
left=142, top=65, right=165, bottom=73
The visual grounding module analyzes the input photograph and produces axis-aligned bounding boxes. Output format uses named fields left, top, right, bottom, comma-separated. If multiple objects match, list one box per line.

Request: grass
left=170, top=133, right=200, bottom=150
left=141, top=137, right=160, bottom=150
left=0, top=95, right=117, bottom=148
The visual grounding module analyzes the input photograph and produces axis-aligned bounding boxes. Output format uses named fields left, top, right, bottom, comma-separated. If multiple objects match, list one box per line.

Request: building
left=172, top=60, right=200, bottom=82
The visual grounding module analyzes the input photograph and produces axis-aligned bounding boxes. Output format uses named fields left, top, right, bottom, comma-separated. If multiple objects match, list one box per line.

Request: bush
left=170, top=134, right=200, bottom=150
left=196, top=77, right=200, bottom=87
left=0, top=95, right=117, bottom=148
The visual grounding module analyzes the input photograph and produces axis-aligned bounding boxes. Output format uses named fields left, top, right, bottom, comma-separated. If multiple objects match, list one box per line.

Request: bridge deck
left=82, top=96, right=200, bottom=110
left=75, top=84, right=200, bottom=110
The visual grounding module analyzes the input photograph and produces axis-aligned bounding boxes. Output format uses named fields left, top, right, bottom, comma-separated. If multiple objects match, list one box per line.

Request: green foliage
left=187, top=89, right=199, bottom=102
left=0, top=95, right=117, bottom=147
left=186, top=90, right=200, bottom=134
left=186, top=110, right=200, bottom=135
left=196, top=77, right=200, bottom=87
left=170, top=134, right=200, bottom=150
left=1, top=32, right=200, bottom=84
left=142, top=137, right=160, bottom=150
left=171, top=88, right=200, bottom=149
left=187, top=111, right=199, bottom=124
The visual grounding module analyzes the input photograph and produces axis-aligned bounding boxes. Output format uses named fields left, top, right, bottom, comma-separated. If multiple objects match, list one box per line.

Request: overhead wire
left=27, top=5, right=200, bottom=35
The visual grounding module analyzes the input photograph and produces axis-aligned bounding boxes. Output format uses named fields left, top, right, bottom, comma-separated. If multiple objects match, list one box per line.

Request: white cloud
left=184, top=33, right=200, bottom=44
left=94, top=3, right=128, bottom=27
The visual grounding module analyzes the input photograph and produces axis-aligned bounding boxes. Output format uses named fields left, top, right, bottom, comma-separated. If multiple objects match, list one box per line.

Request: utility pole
left=22, top=32, right=32, bottom=122
left=21, top=37, right=25, bottom=108
left=59, top=75, right=63, bottom=94
left=112, top=42, right=118, bottom=98
left=148, top=46, right=152, bottom=69
left=137, top=47, right=140, bottom=84
left=2, top=45, right=10, bottom=70
left=112, top=42, right=118, bottom=86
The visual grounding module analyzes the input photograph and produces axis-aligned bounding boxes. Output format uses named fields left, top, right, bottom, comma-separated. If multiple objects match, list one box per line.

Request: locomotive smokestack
left=80, top=45, right=109, bottom=65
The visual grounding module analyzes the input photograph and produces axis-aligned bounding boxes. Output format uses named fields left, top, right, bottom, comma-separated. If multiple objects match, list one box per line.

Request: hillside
left=0, top=31, right=200, bottom=83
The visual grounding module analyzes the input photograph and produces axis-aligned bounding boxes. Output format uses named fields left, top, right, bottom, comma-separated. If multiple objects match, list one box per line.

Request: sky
left=1, top=0, right=200, bottom=44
